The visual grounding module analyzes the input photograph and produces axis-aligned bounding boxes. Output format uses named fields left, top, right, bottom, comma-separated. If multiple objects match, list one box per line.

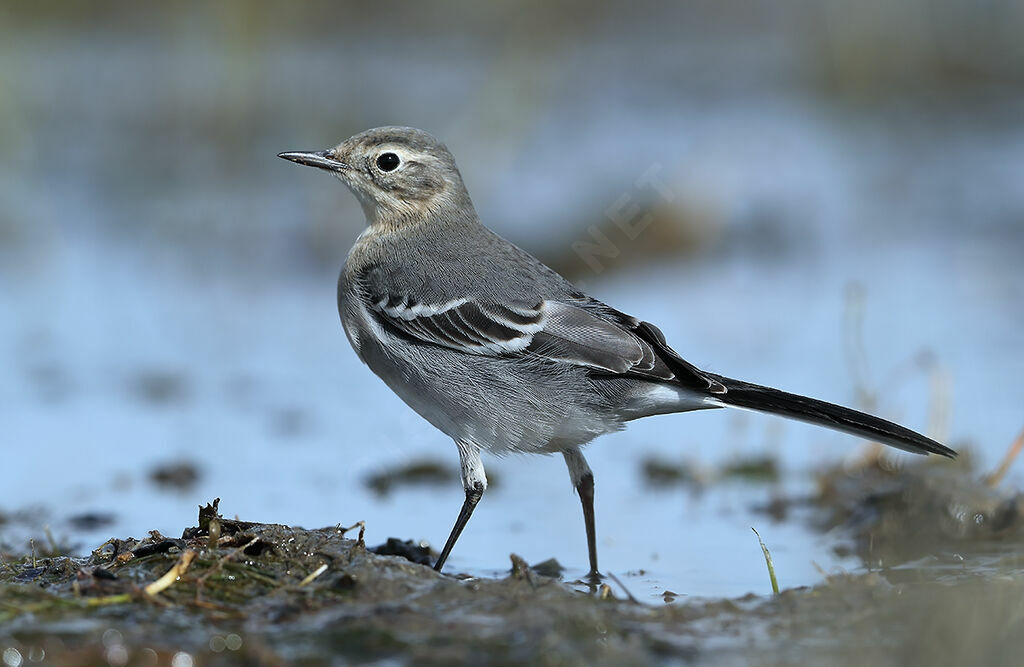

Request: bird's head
left=279, top=126, right=470, bottom=226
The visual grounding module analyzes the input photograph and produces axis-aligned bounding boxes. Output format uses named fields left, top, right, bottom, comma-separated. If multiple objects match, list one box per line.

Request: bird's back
left=336, top=217, right=651, bottom=453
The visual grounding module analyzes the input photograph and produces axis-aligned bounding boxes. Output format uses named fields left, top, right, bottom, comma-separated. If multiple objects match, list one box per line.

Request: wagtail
left=279, top=126, right=955, bottom=577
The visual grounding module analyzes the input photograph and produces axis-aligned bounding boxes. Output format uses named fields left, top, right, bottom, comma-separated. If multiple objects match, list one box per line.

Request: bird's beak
left=277, top=150, right=349, bottom=172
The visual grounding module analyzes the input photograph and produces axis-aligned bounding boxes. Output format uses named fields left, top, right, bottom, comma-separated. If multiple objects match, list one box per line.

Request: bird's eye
left=376, top=152, right=400, bottom=172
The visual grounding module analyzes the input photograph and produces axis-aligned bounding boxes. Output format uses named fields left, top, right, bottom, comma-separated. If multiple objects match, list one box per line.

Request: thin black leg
left=576, top=471, right=600, bottom=579
left=433, top=482, right=484, bottom=573
left=563, top=448, right=601, bottom=583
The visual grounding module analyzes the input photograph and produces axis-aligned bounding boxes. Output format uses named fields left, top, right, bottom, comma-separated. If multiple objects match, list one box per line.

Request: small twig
left=339, top=521, right=366, bottom=546
left=223, top=536, right=260, bottom=560
left=196, top=536, right=261, bottom=592
left=207, top=518, right=222, bottom=550
left=2, top=597, right=81, bottom=615
left=144, top=549, right=197, bottom=597
left=86, top=551, right=197, bottom=607
left=43, top=526, right=59, bottom=555
left=986, top=426, right=1024, bottom=488
left=298, top=563, right=328, bottom=587
left=85, top=594, right=133, bottom=606
left=606, top=572, right=638, bottom=604
left=0, top=549, right=15, bottom=574
left=508, top=553, right=536, bottom=588
left=220, top=561, right=280, bottom=587
left=212, top=536, right=259, bottom=567
left=752, top=527, right=780, bottom=596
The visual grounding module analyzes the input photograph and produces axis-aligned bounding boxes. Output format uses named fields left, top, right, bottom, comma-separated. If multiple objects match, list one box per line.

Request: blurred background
left=1, top=0, right=1021, bottom=598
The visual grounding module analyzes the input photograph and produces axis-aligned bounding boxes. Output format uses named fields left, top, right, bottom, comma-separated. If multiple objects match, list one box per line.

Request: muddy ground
left=3, top=451, right=1024, bottom=666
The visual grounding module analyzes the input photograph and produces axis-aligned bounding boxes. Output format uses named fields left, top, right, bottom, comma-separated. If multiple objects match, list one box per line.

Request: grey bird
left=279, top=126, right=956, bottom=577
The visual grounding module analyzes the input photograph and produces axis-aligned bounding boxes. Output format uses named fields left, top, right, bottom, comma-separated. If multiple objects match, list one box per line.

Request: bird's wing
left=369, top=295, right=546, bottom=355
left=366, top=292, right=725, bottom=391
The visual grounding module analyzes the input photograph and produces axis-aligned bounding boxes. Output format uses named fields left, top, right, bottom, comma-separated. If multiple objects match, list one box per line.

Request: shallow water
left=2, top=4, right=1022, bottom=600
left=2, top=226, right=1019, bottom=599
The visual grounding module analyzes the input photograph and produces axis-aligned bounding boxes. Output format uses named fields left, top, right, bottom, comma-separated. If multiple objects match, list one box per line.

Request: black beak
left=277, top=150, right=349, bottom=172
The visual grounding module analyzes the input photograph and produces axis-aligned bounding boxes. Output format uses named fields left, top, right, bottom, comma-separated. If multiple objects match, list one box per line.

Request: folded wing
left=368, top=293, right=723, bottom=391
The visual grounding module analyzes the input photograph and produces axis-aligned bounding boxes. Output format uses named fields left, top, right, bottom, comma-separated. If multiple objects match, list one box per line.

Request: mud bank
left=3, top=454, right=1024, bottom=666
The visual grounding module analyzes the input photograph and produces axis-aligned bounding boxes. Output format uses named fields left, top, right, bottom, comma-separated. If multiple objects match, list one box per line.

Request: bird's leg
left=434, top=440, right=487, bottom=573
left=563, top=447, right=600, bottom=581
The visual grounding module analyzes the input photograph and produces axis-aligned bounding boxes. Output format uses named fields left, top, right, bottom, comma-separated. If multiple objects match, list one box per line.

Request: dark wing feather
left=525, top=301, right=674, bottom=378
left=632, top=320, right=727, bottom=393
left=366, top=294, right=697, bottom=382
left=370, top=296, right=545, bottom=355
left=560, top=294, right=726, bottom=392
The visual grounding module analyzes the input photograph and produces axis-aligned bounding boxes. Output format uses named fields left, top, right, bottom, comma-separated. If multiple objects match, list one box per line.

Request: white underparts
left=562, top=447, right=593, bottom=488
left=455, top=440, right=487, bottom=491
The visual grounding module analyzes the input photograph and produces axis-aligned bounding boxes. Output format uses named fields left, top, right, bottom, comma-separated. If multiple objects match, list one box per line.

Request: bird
left=278, top=126, right=956, bottom=578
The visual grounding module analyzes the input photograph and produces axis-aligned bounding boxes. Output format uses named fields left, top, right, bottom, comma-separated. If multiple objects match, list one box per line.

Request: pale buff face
left=327, top=127, right=469, bottom=225
left=279, top=127, right=472, bottom=227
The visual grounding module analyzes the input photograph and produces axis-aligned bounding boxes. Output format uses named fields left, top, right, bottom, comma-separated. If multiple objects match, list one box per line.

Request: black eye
left=376, top=152, right=400, bottom=172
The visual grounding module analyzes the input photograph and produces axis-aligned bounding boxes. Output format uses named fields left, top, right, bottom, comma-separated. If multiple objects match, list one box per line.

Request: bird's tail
left=703, top=373, right=956, bottom=458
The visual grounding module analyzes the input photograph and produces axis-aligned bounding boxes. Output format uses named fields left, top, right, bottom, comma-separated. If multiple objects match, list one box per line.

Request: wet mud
left=3, top=453, right=1024, bottom=665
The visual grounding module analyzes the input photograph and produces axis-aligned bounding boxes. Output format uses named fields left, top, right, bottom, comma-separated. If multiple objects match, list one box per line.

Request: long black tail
left=704, top=373, right=956, bottom=458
